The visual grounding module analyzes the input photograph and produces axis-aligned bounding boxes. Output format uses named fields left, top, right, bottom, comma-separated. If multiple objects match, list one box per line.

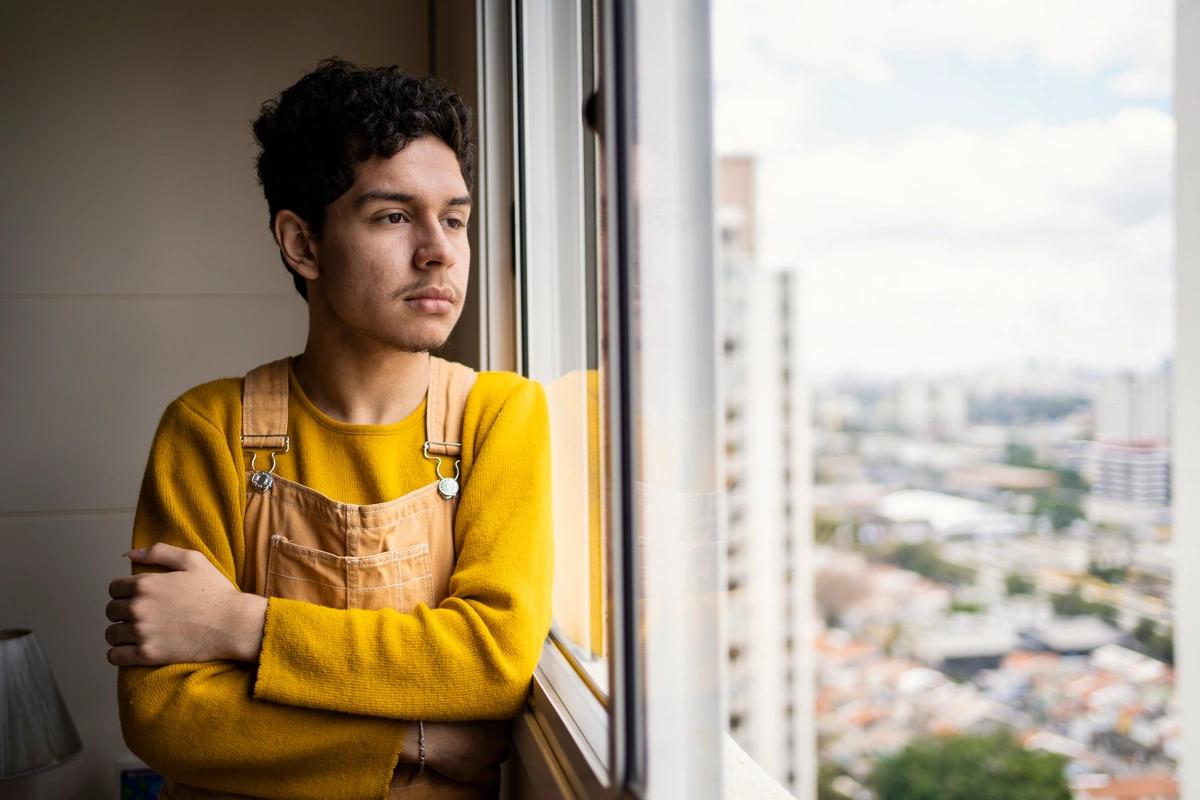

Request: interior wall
left=0, top=3, right=432, bottom=797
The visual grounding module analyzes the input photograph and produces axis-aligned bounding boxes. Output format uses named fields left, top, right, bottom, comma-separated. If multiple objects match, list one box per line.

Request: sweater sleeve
left=118, top=398, right=406, bottom=800
left=251, top=377, right=555, bottom=721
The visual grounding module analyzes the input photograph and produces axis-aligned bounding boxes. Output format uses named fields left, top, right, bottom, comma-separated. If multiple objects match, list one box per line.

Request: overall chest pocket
left=264, top=534, right=436, bottom=612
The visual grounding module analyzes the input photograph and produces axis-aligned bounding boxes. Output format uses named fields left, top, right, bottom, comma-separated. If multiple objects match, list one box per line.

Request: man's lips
left=403, top=286, right=454, bottom=313
left=405, top=297, right=453, bottom=313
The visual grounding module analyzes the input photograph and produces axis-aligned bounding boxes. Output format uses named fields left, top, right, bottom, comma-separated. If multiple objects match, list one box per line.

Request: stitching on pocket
left=266, top=571, right=345, bottom=590
left=347, top=574, right=433, bottom=591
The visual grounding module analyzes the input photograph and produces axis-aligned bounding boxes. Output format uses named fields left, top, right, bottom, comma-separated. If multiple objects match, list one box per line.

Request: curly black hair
left=252, top=58, right=476, bottom=300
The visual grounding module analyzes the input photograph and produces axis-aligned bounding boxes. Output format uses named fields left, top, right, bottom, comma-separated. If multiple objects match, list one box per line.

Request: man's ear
left=273, top=210, right=320, bottom=281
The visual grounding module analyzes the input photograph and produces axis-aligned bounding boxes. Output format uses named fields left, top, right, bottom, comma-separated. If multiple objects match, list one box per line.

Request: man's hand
left=105, top=543, right=267, bottom=666
left=398, top=720, right=511, bottom=785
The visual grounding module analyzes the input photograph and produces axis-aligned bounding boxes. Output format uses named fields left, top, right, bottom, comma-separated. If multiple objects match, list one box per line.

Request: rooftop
left=1078, top=774, right=1179, bottom=799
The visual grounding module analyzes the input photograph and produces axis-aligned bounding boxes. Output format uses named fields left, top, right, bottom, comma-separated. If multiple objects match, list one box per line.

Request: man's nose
left=414, top=218, right=455, bottom=270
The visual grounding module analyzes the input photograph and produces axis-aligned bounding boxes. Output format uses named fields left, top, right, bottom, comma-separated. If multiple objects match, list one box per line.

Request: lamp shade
left=0, top=629, right=82, bottom=781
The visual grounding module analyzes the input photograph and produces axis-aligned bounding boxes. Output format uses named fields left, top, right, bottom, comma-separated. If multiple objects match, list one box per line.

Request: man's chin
left=339, top=324, right=450, bottom=354
left=385, top=331, right=453, bottom=354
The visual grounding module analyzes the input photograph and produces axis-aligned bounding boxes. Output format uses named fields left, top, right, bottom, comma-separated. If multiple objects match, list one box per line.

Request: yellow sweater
left=118, top=361, right=554, bottom=800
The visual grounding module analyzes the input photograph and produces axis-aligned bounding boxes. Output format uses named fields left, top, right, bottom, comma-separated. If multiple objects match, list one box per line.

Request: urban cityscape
left=810, top=363, right=1176, bottom=800
left=718, top=154, right=1178, bottom=799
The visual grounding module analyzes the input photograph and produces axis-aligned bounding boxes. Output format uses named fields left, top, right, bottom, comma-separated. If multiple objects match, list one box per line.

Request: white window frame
left=1174, top=1, right=1199, bottom=795
left=509, top=0, right=614, bottom=792
left=506, top=0, right=724, bottom=797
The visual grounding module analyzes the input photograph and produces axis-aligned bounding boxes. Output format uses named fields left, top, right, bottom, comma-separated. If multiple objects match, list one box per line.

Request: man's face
left=309, top=135, right=471, bottom=353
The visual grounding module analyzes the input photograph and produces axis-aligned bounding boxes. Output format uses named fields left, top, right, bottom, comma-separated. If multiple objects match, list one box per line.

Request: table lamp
left=0, top=629, right=82, bottom=781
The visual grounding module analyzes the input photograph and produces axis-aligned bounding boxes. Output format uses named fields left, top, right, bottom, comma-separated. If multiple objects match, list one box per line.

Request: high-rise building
left=717, top=155, right=757, bottom=261
left=1095, top=370, right=1171, bottom=445
left=1087, top=369, right=1171, bottom=515
left=719, top=156, right=815, bottom=798
left=1089, top=444, right=1171, bottom=508
left=894, top=379, right=969, bottom=440
left=897, top=378, right=932, bottom=435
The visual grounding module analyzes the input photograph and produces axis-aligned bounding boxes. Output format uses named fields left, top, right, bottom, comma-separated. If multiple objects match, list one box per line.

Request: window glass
left=714, top=2, right=1178, bottom=798
left=517, top=0, right=609, bottom=694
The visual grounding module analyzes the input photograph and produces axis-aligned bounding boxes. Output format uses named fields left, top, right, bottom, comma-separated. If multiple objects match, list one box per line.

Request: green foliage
left=1049, top=588, right=1117, bottom=623
left=1087, top=561, right=1127, bottom=584
left=1034, top=489, right=1084, bottom=531
left=885, top=542, right=976, bottom=586
left=814, top=515, right=840, bottom=545
left=1005, top=443, right=1038, bottom=468
left=1055, top=467, right=1086, bottom=491
left=950, top=600, right=985, bottom=614
left=869, top=730, right=1071, bottom=800
left=1005, top=573, right=1036, bottom=595
left=1132, top=617, right=1175, bottom=665
left=818, top=763, right=853, bottom=800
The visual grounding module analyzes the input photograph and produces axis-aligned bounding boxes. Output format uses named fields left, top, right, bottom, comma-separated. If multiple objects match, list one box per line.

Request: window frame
left=507, top=1, right=727, bottom=797
left=1174, top=2, right=1199, bottom=795
left=509, top=0, right=617, bottom=791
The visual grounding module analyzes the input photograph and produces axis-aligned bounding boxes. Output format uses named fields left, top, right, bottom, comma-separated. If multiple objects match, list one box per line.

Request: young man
left=104, top=59, right=553, bottom=800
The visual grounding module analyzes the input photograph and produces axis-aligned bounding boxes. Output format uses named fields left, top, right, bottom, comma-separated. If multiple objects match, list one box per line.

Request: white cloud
left=752, top=109, right=1174, bottom=376
left=761, top=109, right=1172, bottom=248
left=1109, top=67, right=1173, bottom=98
left=793, top=235, right=1172, bottom=377
left=711, top=2, right=1176, bottom=376
left=714, top=0, right=1171, bottom=90
left=711, top=0, right=1173, bottom=152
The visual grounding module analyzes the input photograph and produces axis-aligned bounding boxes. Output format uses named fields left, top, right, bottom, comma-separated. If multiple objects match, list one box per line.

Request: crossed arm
left=107, top=382, right=553, bottom=799
left=106, top=543, right=266, bottom=665
left=105, top=543, right=509, bottom=785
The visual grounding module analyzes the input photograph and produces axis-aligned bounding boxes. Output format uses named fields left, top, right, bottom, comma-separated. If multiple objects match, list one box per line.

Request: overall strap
left=425, top=355, right=478, bottom=457
left=241, top=358, right=291, bottom=452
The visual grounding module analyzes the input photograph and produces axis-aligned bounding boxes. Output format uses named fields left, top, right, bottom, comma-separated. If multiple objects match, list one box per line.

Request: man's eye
left=385, top=212, right=407, bottom=224
left=444, top=218, right=466, bottom=230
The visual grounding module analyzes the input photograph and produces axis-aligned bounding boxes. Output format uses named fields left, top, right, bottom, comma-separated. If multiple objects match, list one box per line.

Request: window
left=514, top=0, right=723, bottom=796
left=715, top=2, right=1184, bottom=798
left=517, top=0, right=609, bottom=690
left=513, top=1, right=613, bottom=793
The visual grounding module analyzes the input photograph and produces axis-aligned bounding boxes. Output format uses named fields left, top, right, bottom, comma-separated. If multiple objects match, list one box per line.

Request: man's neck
left=293, top=335, right=431, bottom=426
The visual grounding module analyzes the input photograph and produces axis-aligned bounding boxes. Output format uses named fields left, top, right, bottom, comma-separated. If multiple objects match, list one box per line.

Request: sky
left=712, top=0, right=1174, bottom=379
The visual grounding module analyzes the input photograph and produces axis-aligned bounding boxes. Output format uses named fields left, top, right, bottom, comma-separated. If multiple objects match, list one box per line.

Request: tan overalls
left=162, top=355, right=498, bottom=800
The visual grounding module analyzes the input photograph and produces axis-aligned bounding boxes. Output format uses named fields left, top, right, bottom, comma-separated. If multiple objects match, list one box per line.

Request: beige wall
left=0, top=3, right=434, bottom=797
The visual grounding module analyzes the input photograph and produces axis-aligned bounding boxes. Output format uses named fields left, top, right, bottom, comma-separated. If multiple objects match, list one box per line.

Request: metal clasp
left=423, top=440, right=462, bottom=500
left=248, top=436, right=290, bottom=493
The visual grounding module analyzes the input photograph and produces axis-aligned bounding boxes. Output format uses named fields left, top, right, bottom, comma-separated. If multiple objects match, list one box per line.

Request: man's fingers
left=107, top=644, right=150, bottom=667
left=105, top=622, right=139, bottom=646
left=127, top=542, right=196, bottom=571
left=108, top=575, right=139, bottom=599
left=105, top=598, right=132, bottom=623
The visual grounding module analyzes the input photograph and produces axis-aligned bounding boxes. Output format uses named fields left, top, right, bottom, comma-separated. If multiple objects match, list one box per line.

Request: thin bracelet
left=417, top=720, right=426, bottom=776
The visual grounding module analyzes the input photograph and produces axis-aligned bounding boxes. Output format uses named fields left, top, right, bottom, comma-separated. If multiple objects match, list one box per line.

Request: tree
left=1087, top=561, right=1127, bottom=584
left=885, top=542, right=976, bottom=586
left=869, top=731, right=1070, bottom=800
left=1005, top=443, right=1038, bottom=468
left=1005, top=573, right=1035, bottom=595
left=1034, top=490, right=1084, bottom=532
left=950, top=600, right=985, bottom=614
left=1132, top=617, right=1175, bottom=665
left=818, top=763, right=853, bottom=800
left=1050, top=587, right=1117, bottom=623
left=1055, top=467, right=1086, bottom=491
